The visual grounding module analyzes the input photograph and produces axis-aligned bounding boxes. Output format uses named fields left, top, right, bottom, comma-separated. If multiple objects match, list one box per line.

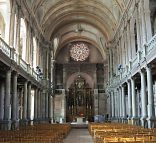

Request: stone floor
left=63, top=129, right=93, bottom=143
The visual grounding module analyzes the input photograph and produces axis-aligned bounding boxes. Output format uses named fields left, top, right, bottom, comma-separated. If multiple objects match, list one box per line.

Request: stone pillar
left=27, top=83, right=31, bottom=121
left=130, top=18, right=136, bottom=58
left=4, top=70, right=11, bottom=120
left=9, top=0, right=15, bottom=47
left=131, top=77, right=137, bottom=124
left=146, top=65, right=155, bottom=128
left=0, top=82, right=5, bottom=120
left=114, top=91, right=117, bottom=118
left=4, top=70, right=11, bottom=129
left=12, top=72, right=18, bottom=122
left=119, top=87, right=122, bottom=119
left=61, top=90, right=66, bottom=122
left=15, top=6, right=21, bottom=53
left=42, top=91, right=46, bottom=119
left=117, top=89, right=120, bottom=119
left=111, top=91, right=115, bottom=119
left=63, top=65, right=66, bottom=88
left=23, top=81, right=27, bottom=120
left=121, top=85, right=126, bottom=120
left=37, top=90, right=41, bottom=119
left=49, top=59, right=55, bottom=122
left=136, top=5, right=141, bottom=52
left=39, top=91, right=42, bottom=118
left=48, top=94, right=52, bottom=123
left=34, top=88, right=38, bottom=120
left=45, top=92, right=49, bottom=119
left=127, top=21, right=132, bottom=61
left=127, top=80, right=132, bottom=118
left=94, top=89, right=99, bottom=116
left=143, top=0, right=152, bottom=41
left=26, top=22, right=30, bottom=63
left=140, top=69, right=147, bottom=127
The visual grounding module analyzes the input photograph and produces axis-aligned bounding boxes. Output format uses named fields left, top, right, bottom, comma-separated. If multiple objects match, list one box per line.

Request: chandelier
left=70, top=43, right=89, bottom=61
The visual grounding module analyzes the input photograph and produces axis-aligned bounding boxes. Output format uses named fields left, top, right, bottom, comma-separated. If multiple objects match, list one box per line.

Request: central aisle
left=63, top=129, right=93, bottom=143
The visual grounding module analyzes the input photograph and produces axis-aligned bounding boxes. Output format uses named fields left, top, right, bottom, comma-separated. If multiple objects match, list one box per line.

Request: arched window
left=53, top=37, right=59, bottom=53
left=153, top=15, right=156, bottom=34
left=20, top=18, right=26, bottom=60
left=0, top=12, right=5, bottom=38
left=134, top=21, right=138, bottom=53
left=0, top=0, right=10, bottom=42
left=33, top=37, right=37, bottom=69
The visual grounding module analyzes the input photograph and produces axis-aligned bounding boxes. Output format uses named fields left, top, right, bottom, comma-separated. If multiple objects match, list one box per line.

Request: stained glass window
left=70, top=43, right=89, bottom=61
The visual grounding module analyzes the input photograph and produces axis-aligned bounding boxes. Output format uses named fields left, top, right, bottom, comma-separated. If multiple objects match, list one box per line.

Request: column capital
left=146, top=64, right=152, bottom=69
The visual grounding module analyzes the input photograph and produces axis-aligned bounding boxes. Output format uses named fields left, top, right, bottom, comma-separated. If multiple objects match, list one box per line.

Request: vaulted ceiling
left=25, top=0, right=128, bottom=60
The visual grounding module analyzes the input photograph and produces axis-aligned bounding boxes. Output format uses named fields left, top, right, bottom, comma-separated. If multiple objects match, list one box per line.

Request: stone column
left=42, top=91, right=46, bottom=119
left=45, top=92, right=49, bottom=119
left=146, top=65, right=155, bottom=128
left=127, top=21, right=132, bottom=61
left=117, top=89, right=120, bottom=119
left=40, top=90, right=43, bottom=119
left=63, top=65, right=66, bottom=88
left=140, top=69, right=147, bottom=127
left=122, top=85, right=126, bottom=120
left=127, top=80, right=132, bottom=118
left=34, top=88, right=38, bottom=120
left=37, top=90, right=41, bottom=119
left=111, top=91, right=115, bottom=119
left=143, top=0, right=152, bottom=41
left=27, top=83, right=31, bottom=121
left=49, top=59, right=55, bottom=122
left=0, top=82, right=5, bottom=120
left=26, top=22, right=30, bottom=63
left=9, top=0, right=15, bottom=47
left=4, top=70, right=11, bottom=120
left=109, top=48, right=113, bottom=79
left=119, top=87, right=122, bottom=119
left=48, top=94, right=52, bottom=123
left=131, top=77, right=137, bottom=124
left=12, top=72, right=17, bottom=121
left=23, top=81, right=27, bottom=120
left=114, top=91, right=117, bottom=118
left=130, top=18, right=136, bottom=58
left=136, top=5, right=141, bottom=52
left=115, top=90, right=118, bottom=118
left=15, top=6, right=21, bottom=53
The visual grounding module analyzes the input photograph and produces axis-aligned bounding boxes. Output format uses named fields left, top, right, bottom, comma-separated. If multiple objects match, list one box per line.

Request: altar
left=76, top=117, right=85, bottom=124
left=71, top=117, right=88, bottom=128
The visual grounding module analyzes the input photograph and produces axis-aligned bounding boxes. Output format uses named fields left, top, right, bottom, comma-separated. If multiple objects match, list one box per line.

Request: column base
left=118, top=118, right=122, bottom=123
left=0, top=120, right=11, bottom=130
left=147, top=117, right=156, bottom=128
left=122, top=117, right=128, bottom=124
left=11, top=120, right=19, bottom=130
left=19, top=119, right=28, bottom=127
left=127, top=117, right=132, bottom=125
left=49, top=118, right=54, bottom=124
left=140, top=117, right=148, bottom=128
left=131, top=117, right=140, bottom=126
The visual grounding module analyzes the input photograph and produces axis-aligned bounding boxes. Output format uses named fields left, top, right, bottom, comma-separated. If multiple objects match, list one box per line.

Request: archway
left=66, top=75, right=94, bottom=122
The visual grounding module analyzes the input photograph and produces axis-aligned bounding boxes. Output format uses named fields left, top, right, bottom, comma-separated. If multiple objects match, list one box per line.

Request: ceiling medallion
left=70, top=43, right=89, bottom=61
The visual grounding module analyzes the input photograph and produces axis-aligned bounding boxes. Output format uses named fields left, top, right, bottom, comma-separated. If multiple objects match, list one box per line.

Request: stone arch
left=66, top=72, right=94, bottom=90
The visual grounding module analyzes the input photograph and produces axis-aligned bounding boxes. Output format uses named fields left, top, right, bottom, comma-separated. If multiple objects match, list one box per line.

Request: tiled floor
left=63, top=129, right=93, bottom=143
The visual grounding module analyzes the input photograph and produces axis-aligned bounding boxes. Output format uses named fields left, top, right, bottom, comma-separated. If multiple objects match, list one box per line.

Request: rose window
left=70, top=43, right=89, bottom=61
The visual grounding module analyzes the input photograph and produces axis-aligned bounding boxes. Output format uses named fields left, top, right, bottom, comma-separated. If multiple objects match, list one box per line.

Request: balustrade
left=110, top=34, right=156, bottom=87
left=0, top=37, right=40, bottom=82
